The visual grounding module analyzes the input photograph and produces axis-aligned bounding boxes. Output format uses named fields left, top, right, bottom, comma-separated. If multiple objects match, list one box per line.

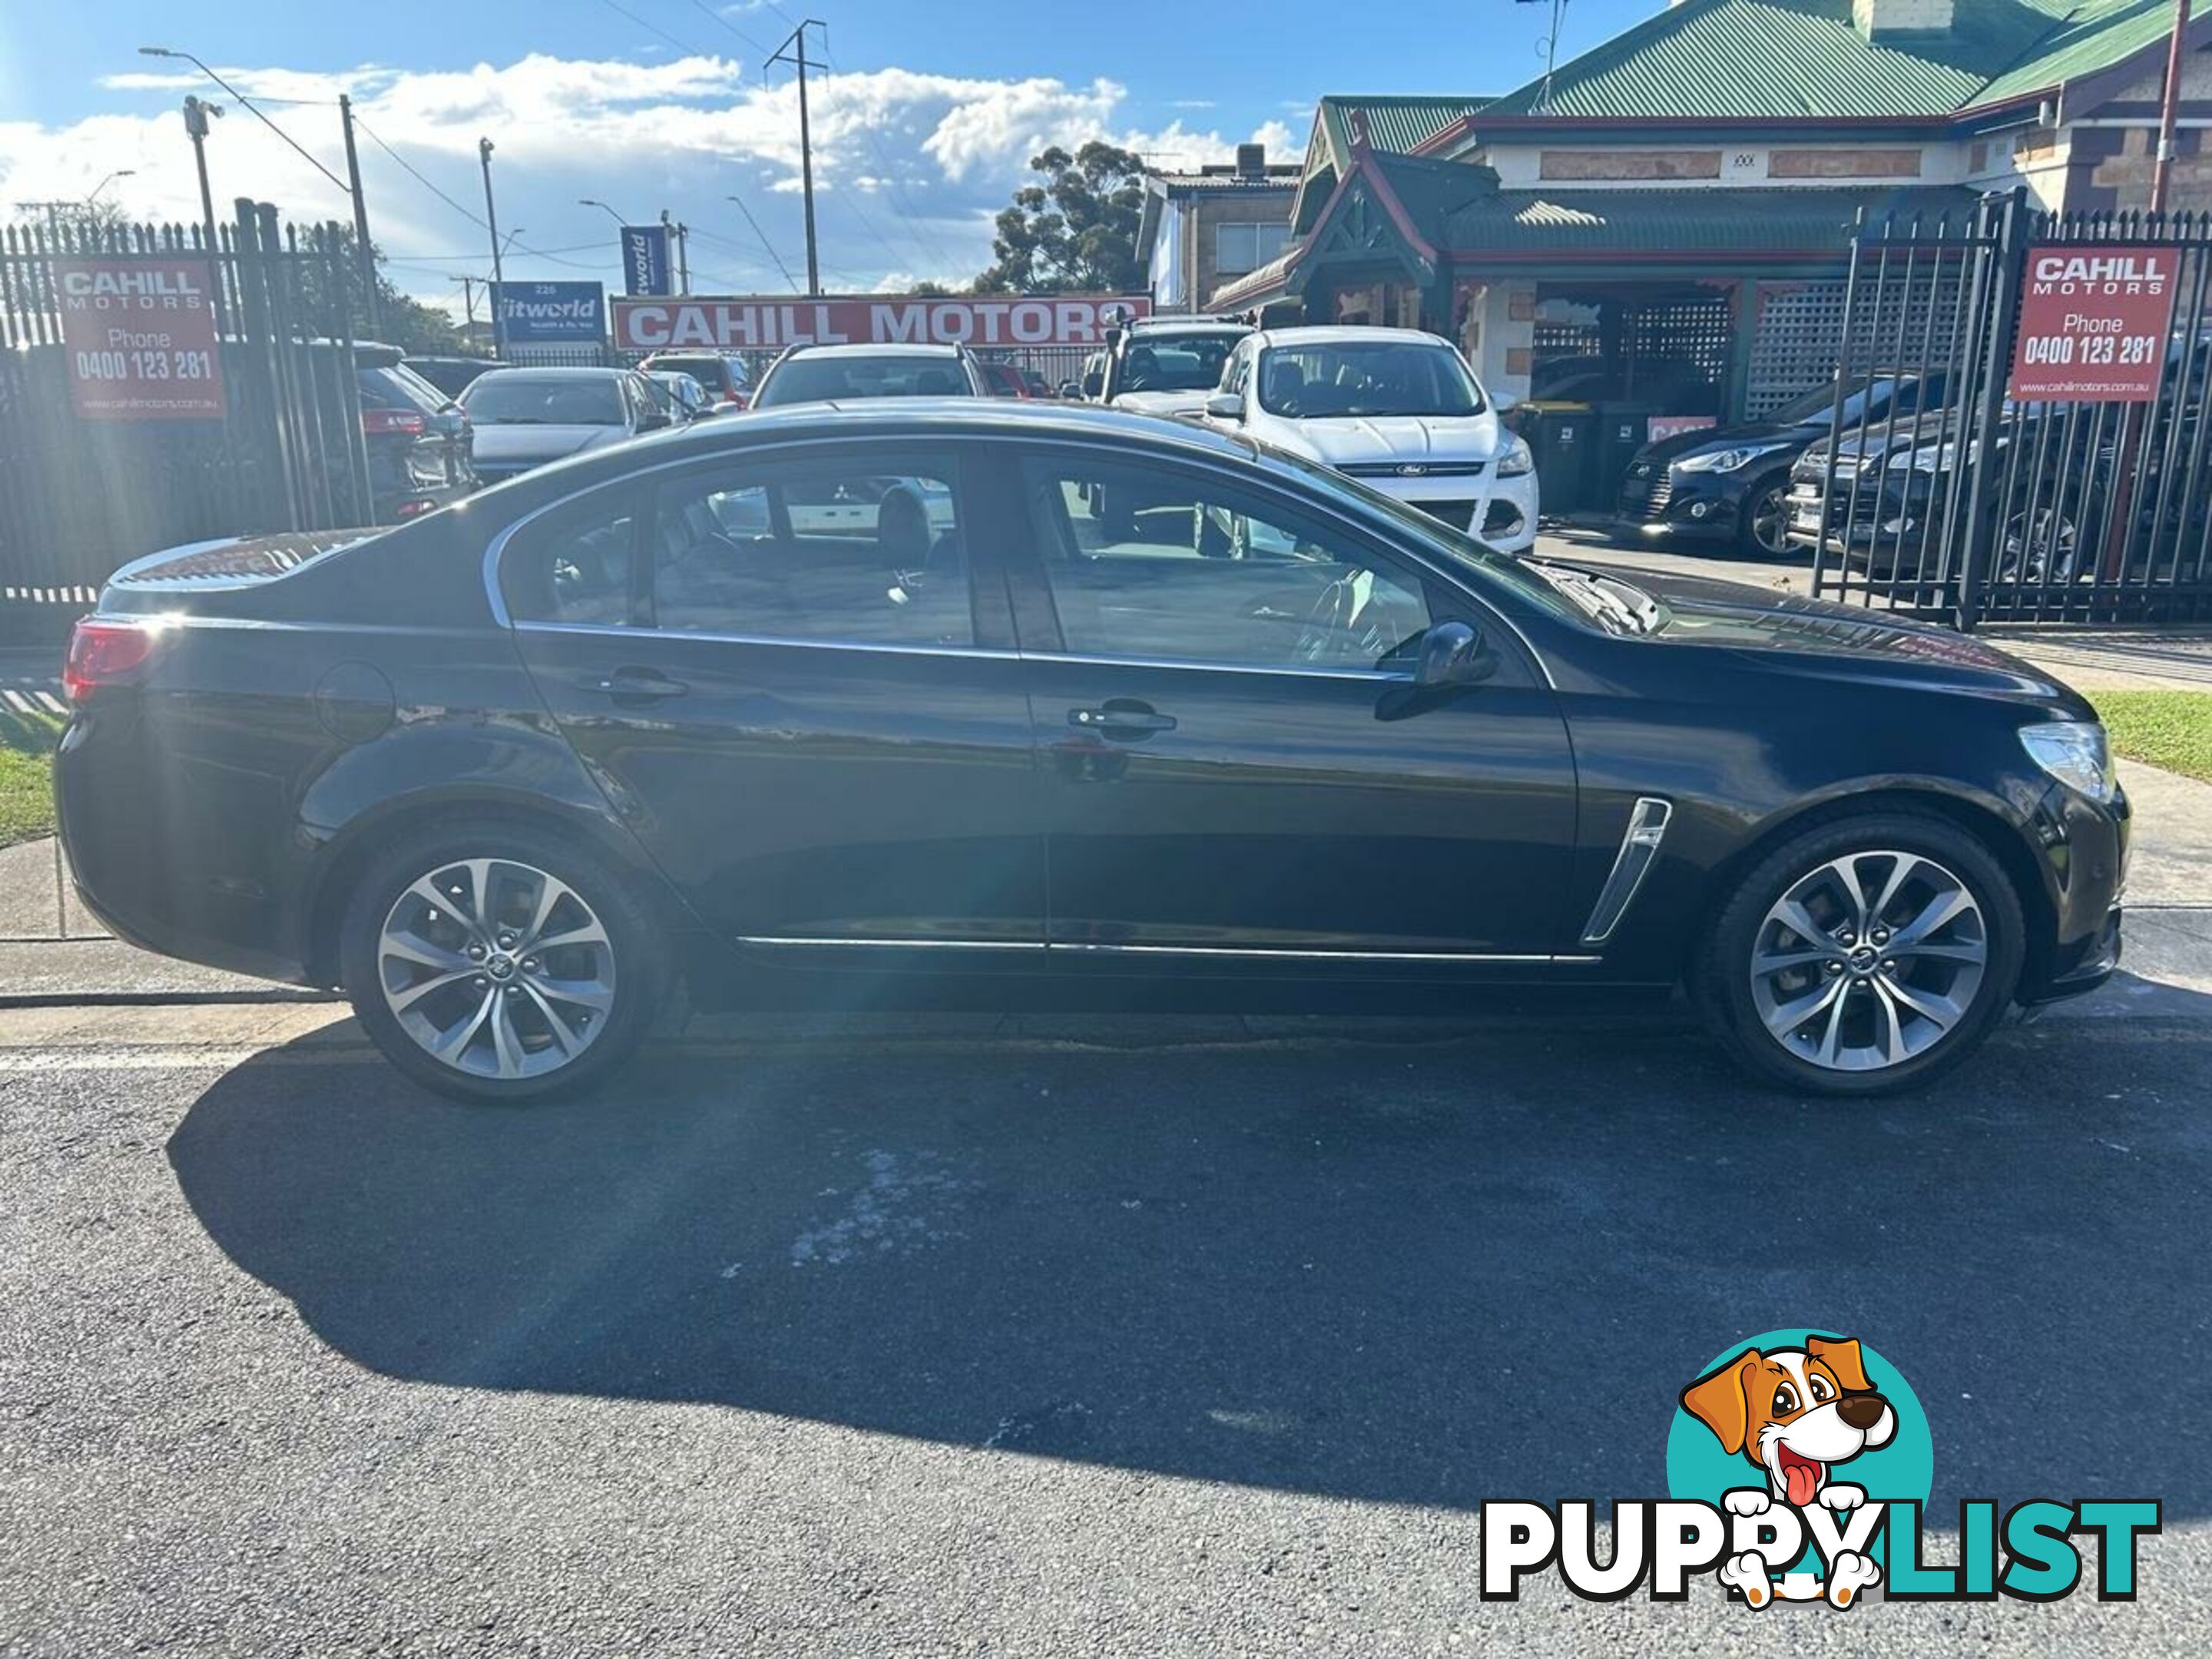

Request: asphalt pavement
left=5, top=998, right=2212, bottom=1656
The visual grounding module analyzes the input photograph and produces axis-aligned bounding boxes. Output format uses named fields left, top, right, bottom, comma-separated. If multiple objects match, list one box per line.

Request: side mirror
left=1204, top=392, right=1245, bottom=421
left=1412, top=620, right=1490, bottom=688
left=1081, top=370, right=1104, bottom=399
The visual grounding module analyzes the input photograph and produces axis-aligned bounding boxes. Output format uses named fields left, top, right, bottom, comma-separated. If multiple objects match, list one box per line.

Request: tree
left=974, top=141, right=1147, bottom=294
left=7, top=200, right=131, bottom=244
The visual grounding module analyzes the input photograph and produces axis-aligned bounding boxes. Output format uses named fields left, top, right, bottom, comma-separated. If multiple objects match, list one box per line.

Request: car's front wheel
left=1698, top=812, right=2025, bottom=1095
left=339, top=821, right=667, bottom=1103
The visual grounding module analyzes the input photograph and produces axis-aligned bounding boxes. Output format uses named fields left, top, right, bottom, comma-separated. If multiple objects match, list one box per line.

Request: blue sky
left=0, top=0, right=1655, bottom=312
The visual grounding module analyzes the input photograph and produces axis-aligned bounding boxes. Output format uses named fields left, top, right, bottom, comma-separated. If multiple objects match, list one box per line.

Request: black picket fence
left=0, top=202, right=373, bottom=633
left=1806, top=190, right=2212, bottom=628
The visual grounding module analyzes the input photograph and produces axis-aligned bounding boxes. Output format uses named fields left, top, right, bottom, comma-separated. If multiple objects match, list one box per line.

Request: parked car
left=1204, top=325, right=1538, bottom=551
left=1618, top=373, right=1951, bottom=558
left=353, top=343, right=477, bottom=521
left=645, top=370, right=713, bottom=423
left=403, top=355, right=499, bottom=399
left=750, top=342, right=989, bottom=407
left=1786, top=339, right=2207, bottom=584
left=1084, top=316, right=1251, bottom=419
left=637, top=352, right=751, bottom=413
left=56, top=402, right=2125, bottom=1104
left=458, top=367, right=673, bottom=486
left=979, top=360, right=1051, bottom=399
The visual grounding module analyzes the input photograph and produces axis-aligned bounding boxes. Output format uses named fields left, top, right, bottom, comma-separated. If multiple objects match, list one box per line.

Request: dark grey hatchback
left=56, top=402, right=2127, bottom=1101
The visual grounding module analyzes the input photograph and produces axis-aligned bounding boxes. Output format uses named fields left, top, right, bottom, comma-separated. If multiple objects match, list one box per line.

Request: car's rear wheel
left=1698, top=812, right=2025, bottom=1095
left=339, top=822, right=666, bottom=1103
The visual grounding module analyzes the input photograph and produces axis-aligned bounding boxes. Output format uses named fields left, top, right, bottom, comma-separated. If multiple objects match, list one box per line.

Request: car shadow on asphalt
left=167, top=995, right=2212, bottom=1517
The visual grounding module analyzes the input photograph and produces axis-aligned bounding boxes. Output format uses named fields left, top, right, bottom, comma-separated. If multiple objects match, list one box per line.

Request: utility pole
left=480, top=137, right=505, bottom=359
left=662, top=207, right=691, bottom=295
left=767, top=20, right=824, bottom=295
left=452, top=275, right=480, bottom=339
left=338, top=94, right=382, bottom=334
left=2150, top=0, right=2191, bottom=212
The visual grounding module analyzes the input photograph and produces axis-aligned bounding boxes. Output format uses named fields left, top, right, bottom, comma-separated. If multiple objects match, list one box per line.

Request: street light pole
left=86, top=170, right=136, bottom=205
left=180, top=94, right=223, bottom=257
left=767, top=20, right=824, bottom=296
left=480, top=137, right=505, bottom=359
left=2150, top=0, right=2192, bottom=212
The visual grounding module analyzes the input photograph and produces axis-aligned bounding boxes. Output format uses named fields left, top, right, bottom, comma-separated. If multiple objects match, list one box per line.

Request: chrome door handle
left=1069, top=701, right=1176, bottom=738
left=593, top=667, right=689, bottom=701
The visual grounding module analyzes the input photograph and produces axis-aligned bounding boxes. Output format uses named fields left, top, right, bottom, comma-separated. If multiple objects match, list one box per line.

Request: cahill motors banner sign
left=54, top=257, right=227, bottom=421
left=2009, top=245, right=2178, bottom=402
left=611, top=293, right=1153, bottom=353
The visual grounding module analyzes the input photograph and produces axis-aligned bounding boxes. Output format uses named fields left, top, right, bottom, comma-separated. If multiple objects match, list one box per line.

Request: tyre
left=338, top=820, right=667, bottom=1104
left=1697, top=811, right=2025, bottom=1096
left=1737, top=476, right=1794, bottom=559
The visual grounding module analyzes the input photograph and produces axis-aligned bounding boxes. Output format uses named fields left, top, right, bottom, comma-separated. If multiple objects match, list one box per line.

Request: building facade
left=1138, top=148, right=1301, bottom=313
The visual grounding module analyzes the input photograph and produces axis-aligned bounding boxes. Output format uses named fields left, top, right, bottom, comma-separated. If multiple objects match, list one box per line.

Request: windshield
left=1766, top=375, right=1944, bottom=428
left=1258, top=340, right=1485, bottom=419
left=755, top=355, right=973, bottom=407
left=1114, top=333, right=1241, bottom=395
left=1244, top=437, right=1592, bottom=624
left=461, top=375, right=625, bottom=426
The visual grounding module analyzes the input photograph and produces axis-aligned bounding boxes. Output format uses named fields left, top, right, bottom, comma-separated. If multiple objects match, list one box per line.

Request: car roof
left=466, top=366, right=635, bottom=381
left=1255, top=326, right=1454, bottom=349
left=779, top=343, right=967, bottom=359
left=1129, top=319, right=1250, bottom=336
left=606, top=396, right=1255, bottom=462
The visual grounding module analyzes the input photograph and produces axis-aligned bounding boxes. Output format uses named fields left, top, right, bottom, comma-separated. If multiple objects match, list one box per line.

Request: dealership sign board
left=492, top=280, right=607, bottom=344
left=54, top=257, right=227, bottom=421
left=2009, top=246, right=2177, bottom=402
left=621, top=226, right=673, bottom=296
left=612, top=293, right=1154, bottom=353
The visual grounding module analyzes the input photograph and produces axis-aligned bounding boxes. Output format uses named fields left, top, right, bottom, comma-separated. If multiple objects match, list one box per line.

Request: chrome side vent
left=1580, top=796, right=1673, bottom=947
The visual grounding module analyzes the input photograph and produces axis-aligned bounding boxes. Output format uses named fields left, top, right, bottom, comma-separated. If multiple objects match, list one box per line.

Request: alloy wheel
left=377, top=857, right=617, bottom=1081
left=1995, top=506, right=2079, bottom=584
left=1750, top=483, right=1793, bottom=556
left=1748, top=849, right=1988, bottom=1073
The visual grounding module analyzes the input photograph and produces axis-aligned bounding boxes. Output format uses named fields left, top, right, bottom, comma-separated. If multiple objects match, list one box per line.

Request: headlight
left=1886, top=442, right=1957, bottom=473
left=1495, top=439, right=1533, bottom=478
left=2020, top=720, right=2118, bottom=803
left=1676, top=442, right=1789, bottom=473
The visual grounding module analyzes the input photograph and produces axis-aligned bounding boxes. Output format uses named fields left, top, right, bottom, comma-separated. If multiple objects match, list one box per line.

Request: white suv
left=1204, top=326, right=1536, bottom=551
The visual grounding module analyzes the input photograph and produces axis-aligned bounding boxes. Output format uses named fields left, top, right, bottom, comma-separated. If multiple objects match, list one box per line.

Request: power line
left=683, top=0, right=773, bottom=55
left=599, top=0, right=706, bottom=58
left=351, top=116, right=485, bottom=229
left=144, top=50, right=352, bottom=200
left=815, top=31, right=959, bottom=276
left=714, top=197, right=800, bottom=291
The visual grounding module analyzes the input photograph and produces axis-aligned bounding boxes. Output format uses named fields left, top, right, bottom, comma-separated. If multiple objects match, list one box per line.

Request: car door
left=996, top=446, right=1579, bottom=961
left=500, top=440, right=1044, bottom=954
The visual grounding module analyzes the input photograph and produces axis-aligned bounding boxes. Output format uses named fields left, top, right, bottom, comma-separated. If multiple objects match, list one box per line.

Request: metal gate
left=1804, top=190, right=2212, bottom=628
left=0, top=200, right=373, bottom=614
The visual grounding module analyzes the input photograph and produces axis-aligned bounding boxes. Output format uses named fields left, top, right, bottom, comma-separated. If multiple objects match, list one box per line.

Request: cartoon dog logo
left=1680, top=1335, right=1898, bottom=1607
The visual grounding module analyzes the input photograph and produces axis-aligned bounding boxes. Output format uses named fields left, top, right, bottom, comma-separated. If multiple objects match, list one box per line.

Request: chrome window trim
left=476, top=430, right=1561, bottom=691
left=1578, top=796, right=1674, bottom=947
left=1022, top=650, right=1406, bottom=683
left=738, top=935, right=1601, bottom=965
left=512, top=619, right=1021, bottom=662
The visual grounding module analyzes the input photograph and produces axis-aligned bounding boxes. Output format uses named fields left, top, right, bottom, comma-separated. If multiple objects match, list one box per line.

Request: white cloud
left=4, top=51, right=1305, bottom=316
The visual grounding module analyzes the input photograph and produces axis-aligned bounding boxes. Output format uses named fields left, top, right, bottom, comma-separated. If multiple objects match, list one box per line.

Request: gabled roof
left=1469, top=0, right=2197, bottom=124
left=1295, top=95, right=1492, bottom=227
left=1442, top=184, right=1979, bottom=253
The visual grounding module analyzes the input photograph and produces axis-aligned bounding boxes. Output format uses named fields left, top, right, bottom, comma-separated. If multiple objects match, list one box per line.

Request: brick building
left=1215, top=0, right=2212, bottom=429
left=1137, top=147, right=1302, bottom=313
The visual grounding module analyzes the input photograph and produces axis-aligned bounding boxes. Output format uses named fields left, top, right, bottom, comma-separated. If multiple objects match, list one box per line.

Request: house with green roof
left=1218, top=0, right=2212, bottom=431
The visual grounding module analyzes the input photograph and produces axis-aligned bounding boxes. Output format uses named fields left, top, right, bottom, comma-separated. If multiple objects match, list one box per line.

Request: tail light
left=363, top=407, right=426, bottom=436
left=64, top=618, right=162, bottom=703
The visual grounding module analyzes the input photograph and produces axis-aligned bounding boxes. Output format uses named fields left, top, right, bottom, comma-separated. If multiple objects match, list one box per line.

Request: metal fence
left=0, top=202, right=372, bottom=609
left=1806, top=190, right=2212, bottom=628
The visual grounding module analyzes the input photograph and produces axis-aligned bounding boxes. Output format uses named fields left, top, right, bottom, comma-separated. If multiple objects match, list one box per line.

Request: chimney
left=1236, top=143, right=1267, bottom=180
left=1853, top=0, right=1953, bottom=38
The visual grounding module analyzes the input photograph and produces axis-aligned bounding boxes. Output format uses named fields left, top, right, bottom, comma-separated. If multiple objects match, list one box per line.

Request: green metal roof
left=1442, top=185, right=1982, bottom=253
left=1303, top=95, right=1490, bottom=183
left=1479, top=0, right=2169, bottom=121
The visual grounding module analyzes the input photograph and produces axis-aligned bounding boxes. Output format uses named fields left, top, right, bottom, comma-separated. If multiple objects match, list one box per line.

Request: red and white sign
left=2008, top=245, right=2177, bottom=402
left=1647, top=415, right=1717, bottom=443
left=54, top=257, right=226, bottom=421
left=611, top=293, right=1152, bottom=353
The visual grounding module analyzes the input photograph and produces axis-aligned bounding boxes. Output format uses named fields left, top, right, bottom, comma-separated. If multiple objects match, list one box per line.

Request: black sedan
left=1618, top=374, right=1949, bottom=558
left=55, top=402, right=2126, bottom=1102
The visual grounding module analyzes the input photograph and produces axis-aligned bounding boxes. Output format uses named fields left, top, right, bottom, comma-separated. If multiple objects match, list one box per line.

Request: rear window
left=646, top=356, right=741, bottom=392
left=462, top=375, right=626, bottom=426
left=358, top=364, right=445, bottom=415
left=755, top=355, right=974, bottom=408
